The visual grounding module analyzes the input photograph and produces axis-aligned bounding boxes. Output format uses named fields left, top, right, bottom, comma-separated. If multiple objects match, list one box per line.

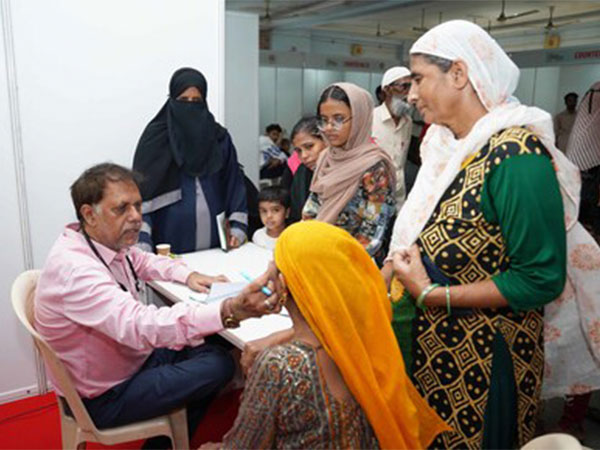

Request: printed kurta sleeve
left=354, top=162, right=396, bottom=257
left=482, top=153, right=567, bottom=310
left=221, top=348, right=281, bottom=449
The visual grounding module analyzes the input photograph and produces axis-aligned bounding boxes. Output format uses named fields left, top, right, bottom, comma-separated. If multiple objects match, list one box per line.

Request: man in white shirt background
left=554, top=92, right=578, bottom=152
left=259, top=123, right=287, bottom=181
left=372, top=67, right=413, bottom=210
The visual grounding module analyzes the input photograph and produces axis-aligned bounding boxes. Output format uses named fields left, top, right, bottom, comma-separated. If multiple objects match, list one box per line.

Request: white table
left=148, top=243, right=292, bottom=349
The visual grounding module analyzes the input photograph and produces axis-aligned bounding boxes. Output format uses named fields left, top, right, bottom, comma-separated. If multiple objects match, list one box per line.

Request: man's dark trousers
left=83, top=343, right=234, bottom=442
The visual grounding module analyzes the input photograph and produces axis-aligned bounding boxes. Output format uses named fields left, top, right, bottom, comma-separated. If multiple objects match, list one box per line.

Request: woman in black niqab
left=133, top=68, right=248, bottom=253
left=134, top=68, right=226, bottom=200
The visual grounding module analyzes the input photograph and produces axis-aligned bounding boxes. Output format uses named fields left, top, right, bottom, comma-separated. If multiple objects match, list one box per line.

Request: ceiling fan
left=412, top=9, right=429, bottom=33
left=412, top=10, right=445, bottom=34
left=375, top=22, right=397, bottom=37
left=261, top=0, right=272, bottom=22
left=496, top=0, right=539, bottom=22
left=542, top=5, right=579, bottom=31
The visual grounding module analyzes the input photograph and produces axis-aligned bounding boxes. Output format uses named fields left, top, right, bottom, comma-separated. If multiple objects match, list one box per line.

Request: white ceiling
left=227, top=0, right=600, bottom=49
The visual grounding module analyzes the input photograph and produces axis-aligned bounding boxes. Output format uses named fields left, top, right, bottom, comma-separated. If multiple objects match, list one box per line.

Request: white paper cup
left=156, top=243, right=171, bottom=256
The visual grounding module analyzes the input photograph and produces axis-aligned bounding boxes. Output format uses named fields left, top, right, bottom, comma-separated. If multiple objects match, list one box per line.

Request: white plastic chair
left=11, top=270, right=189, bottom=449
left=521, top=433, right=588, bottom=450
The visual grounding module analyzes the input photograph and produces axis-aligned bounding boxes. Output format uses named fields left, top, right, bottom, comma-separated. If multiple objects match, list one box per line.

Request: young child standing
left=252, top=187, right=290, bottom=250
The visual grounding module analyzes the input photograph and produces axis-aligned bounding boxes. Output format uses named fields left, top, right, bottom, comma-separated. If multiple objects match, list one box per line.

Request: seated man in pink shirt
left=34, top=163, right=281, bottom=447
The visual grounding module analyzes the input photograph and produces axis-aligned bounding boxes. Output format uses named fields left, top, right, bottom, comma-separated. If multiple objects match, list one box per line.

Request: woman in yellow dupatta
left=207, top=221, right=448, bottom=449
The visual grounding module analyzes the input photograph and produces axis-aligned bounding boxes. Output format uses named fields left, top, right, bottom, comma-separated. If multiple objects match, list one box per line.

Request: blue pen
left=240, top=271, right=273, bottom=296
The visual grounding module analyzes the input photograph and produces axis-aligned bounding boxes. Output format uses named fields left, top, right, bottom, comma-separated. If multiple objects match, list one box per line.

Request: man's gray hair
left=70, top=163, right=142, bottom=222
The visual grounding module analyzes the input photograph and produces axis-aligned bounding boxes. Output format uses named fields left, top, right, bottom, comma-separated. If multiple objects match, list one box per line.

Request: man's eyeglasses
left=388, top=81, right=411, bottom=91
left=317, top=115, right=352, bottom=131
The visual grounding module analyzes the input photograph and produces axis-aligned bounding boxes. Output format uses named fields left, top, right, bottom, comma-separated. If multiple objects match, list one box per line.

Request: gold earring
left=279, top=291, right=288, bottom=305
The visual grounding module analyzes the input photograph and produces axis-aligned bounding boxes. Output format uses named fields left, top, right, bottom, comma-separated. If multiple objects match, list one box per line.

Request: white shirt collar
left=376, top=103, right=409, bottom=129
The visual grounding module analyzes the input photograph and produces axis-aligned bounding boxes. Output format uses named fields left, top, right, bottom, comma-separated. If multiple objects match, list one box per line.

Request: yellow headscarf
left=275, top=221, right=450, bottom=449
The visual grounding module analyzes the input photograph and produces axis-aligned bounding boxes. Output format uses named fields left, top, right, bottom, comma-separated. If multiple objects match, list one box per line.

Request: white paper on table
left=149, top=243, right=290, bottom=349
left=205, top=282, right=247, bottom=303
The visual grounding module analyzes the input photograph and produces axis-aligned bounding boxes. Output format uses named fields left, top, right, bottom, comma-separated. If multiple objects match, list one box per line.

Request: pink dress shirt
left=35, top=223, right=224, bottom=398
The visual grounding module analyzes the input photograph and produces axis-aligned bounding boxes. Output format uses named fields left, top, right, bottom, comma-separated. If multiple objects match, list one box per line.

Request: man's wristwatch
left=221, top=299, right=241, bottom=329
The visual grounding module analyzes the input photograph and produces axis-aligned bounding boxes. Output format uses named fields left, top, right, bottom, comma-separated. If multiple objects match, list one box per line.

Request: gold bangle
left=221, top=299, right=240, bottom=329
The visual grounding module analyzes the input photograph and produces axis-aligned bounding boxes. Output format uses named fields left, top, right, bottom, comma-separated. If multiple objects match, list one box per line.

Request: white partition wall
left=264, top=57, right=600, bottom=134
left=343, top=72, right=371, bottom=94
left=312, top=69, right=345, bottom=110
left=259, top=67, right=277, bottom=134
left=261, top=67, right=386, bottom=134
left=276, top=68, right=303, bottom=136
left=225, top=11, right=259, bottom=185
left=514, top=68, right=536, bottom=106
left=370, top=72, right=385, bottom=98
left=514, top=63, right=600, bottom=115
left=0, top=0, right=37, bottom=402
left=302, top=69, right=321, bottom=117
left=532, top=67, right=561, bottom=115
left=0, top=0, right=225, bottom=403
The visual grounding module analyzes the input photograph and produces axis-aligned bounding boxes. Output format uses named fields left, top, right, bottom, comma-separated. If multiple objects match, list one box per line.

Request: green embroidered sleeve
left=481, top=153, right=567, bottom=311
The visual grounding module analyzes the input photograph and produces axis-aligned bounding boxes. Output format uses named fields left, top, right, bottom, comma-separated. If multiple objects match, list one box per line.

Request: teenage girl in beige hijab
left=302, top=82, right=397, bottom=264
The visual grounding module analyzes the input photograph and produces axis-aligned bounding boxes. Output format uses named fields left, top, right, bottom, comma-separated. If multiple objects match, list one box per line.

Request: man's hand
left=186, top=272, right=229, bottom=293
left=227, top=266, right=282, bottom=321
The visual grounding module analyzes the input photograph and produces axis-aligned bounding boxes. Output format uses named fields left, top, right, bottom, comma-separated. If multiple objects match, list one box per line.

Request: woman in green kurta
left=381, top=20, right=582, bottom=449
left=391, top=126, right=565, bottom=449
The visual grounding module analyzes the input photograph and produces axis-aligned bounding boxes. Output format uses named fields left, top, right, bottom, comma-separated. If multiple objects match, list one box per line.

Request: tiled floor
left=540, top=393, right=600, bottom=449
